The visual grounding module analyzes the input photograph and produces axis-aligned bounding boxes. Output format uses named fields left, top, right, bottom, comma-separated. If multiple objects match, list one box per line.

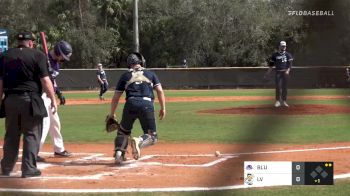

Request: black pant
left=99, top=81, right=108, bottom=96
left=1, top=94, right=43, bottom=174
left=275, top=71, right=288, bottom=101
left=114, top=98, right=156, bottom=152
left=120, top=98, right=156, bottom=133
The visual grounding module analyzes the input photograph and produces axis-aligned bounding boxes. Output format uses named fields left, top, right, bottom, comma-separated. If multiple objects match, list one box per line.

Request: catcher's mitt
left=105, top=115, right=120, bottom=133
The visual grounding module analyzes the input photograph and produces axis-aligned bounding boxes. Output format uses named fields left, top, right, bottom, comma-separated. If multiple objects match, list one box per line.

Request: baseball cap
left=97, top=63, right=102, bottom=67
left=17, top=31, right=36, bottom=41
left=280, top=41, right=287, bottom=47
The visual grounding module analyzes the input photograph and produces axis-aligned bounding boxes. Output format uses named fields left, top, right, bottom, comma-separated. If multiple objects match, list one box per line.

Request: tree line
left=0, top=0, right=349, bottom=68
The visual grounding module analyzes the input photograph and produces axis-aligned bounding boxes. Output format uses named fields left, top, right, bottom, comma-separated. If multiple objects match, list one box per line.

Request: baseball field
left=1, top=88, right=350, bottom=195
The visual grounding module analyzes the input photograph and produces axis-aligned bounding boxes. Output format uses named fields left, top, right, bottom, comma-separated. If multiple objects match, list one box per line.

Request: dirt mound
left=199, top=104, right=350, bottom=115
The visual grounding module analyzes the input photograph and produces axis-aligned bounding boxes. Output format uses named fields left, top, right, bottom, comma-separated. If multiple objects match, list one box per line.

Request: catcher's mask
left=127, top=52, right=146, bottom=68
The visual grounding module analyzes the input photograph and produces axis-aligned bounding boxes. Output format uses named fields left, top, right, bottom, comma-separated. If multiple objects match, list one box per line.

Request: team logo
left=246, top=165, right=253, bottom=170
left=244, top=173, right=254, bottom=185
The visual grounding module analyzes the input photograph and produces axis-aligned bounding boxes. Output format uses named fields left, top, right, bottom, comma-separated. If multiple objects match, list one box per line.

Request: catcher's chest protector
left=125, top=70, right=152, bottom=89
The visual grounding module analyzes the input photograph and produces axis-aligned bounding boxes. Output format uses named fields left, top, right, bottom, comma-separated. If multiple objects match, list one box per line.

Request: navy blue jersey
left=270, top=52, right=293, bottom=71
left=97, top=70, right=107, bottom=81
left=116, top=68, right=160, bottom=100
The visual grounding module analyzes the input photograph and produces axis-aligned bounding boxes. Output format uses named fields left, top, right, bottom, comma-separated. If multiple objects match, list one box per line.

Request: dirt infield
left=1, top=142, right=350, bottom=190
left=199, top=104, right=350, bottom=115
left=65, top=95, right=349, bottom=105
left=1, top=95, right=350, bottom=192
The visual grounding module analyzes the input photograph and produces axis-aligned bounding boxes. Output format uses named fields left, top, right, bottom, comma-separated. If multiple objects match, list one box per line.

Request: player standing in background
left=97, top=63, right=108, bottom=100
left=266, top=41, right=293, bottom=107
left=109, top=52, right=166, bottom=164
left=38, top=41, right=72, bottom=161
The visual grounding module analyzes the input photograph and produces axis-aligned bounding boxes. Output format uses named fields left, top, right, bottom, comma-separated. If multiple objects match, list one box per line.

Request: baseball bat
left=40, top=32, right=57, bottom=113
left=40, top=32, right=53, bottom=72
left=40, top=32, right=48, bottom=55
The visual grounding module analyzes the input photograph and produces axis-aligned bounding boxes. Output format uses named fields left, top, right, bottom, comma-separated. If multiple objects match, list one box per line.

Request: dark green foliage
left=0, top=0, right=348, bottom=68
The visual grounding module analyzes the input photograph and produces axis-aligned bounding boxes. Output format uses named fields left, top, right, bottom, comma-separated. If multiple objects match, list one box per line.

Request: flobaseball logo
left=288, top=10, right=335, bottom=16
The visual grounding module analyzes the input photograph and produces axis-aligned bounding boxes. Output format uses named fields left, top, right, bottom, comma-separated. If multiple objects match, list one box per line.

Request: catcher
left=106, top=52, right=166, bottom=164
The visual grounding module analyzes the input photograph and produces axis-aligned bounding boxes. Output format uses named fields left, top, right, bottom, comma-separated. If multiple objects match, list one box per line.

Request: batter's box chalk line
left=0, top=148, right=237, bottom=180
left=2, top=146, right=350, bottom=192
left=2, top=146, right=350, bottom=182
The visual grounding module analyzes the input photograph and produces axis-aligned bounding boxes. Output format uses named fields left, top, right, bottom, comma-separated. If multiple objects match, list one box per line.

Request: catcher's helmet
left=127, top=52, right=146, bottom=67
left=54, top=41, right=72, bottom=61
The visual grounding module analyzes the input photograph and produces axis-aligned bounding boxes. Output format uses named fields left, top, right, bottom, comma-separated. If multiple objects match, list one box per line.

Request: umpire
left=266, top=41, right=293, bottom=107
left=0, top=31, right=57, bottom=177
left=109, top=52, right=166, bottom=164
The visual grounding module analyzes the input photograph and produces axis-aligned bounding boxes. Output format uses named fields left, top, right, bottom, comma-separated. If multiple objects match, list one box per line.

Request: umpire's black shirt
left=0, top=45, right=49, bottom=93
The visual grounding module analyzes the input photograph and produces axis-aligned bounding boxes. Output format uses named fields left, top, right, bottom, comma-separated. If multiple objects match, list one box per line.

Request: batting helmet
left=127, top=52, right=146, bottom=67
left=54, top=41, right=72, bottom=61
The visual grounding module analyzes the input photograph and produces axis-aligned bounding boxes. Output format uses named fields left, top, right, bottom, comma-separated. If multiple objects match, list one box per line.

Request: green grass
left=63, top=91, right=116, bottom=99
left=1, top=89, right=350, bottom=144
left=163, top=88, right=350, bottom=97
left=1, top=89, right=350, bottom=195
left=63, top=88, right=350, bottom=99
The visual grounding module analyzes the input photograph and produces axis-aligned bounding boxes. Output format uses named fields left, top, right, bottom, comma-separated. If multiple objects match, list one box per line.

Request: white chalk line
left=0, top=172, right=114, bottom=180
left=1, top=145, right=350, bottom=192
left=113, top=155, right=237, bottom=169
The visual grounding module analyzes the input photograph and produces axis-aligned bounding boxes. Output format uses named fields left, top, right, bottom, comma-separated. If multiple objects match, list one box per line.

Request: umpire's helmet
left=54, top=41, right=72, bottom=61
left=127, top=52, right=146, bottom=67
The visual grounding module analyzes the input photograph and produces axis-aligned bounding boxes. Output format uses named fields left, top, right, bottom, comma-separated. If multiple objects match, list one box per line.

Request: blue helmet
left=54, top=41, right=72, bottom=61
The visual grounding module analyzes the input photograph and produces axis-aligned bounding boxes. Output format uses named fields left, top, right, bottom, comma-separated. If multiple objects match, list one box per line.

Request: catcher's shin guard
left=114, top=151, right=124, bottom=165
left=114, top=129, right=131, bottom=153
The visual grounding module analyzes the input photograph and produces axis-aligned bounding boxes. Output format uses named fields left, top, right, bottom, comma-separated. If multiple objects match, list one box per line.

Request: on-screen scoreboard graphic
left=0, top=28, right=8, bottom=54
left=244, top=161, right=334, bottom=187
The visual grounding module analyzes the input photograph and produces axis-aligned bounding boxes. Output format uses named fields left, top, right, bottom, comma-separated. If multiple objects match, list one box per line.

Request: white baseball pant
left=40, top=93, right=65, bottom=153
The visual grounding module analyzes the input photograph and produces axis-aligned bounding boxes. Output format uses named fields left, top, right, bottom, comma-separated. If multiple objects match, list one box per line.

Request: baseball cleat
left=114, top=151, right=124, bottom=165
left=282, top=101, right=289, bottom=107
left=1, top=170, right=10, bottom=176
left=131, top=137, right=141, bottom=160
left=274, top=101, right=281, bottom=107
left=21, top=169, right=41, bottom=178
left=54, top=150, right=72, bottom=157
left=37, top=156, right=46, bottom=162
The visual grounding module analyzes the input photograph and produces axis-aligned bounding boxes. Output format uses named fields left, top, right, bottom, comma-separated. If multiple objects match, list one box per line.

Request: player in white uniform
left=38, top=41, right=72, bottom=161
